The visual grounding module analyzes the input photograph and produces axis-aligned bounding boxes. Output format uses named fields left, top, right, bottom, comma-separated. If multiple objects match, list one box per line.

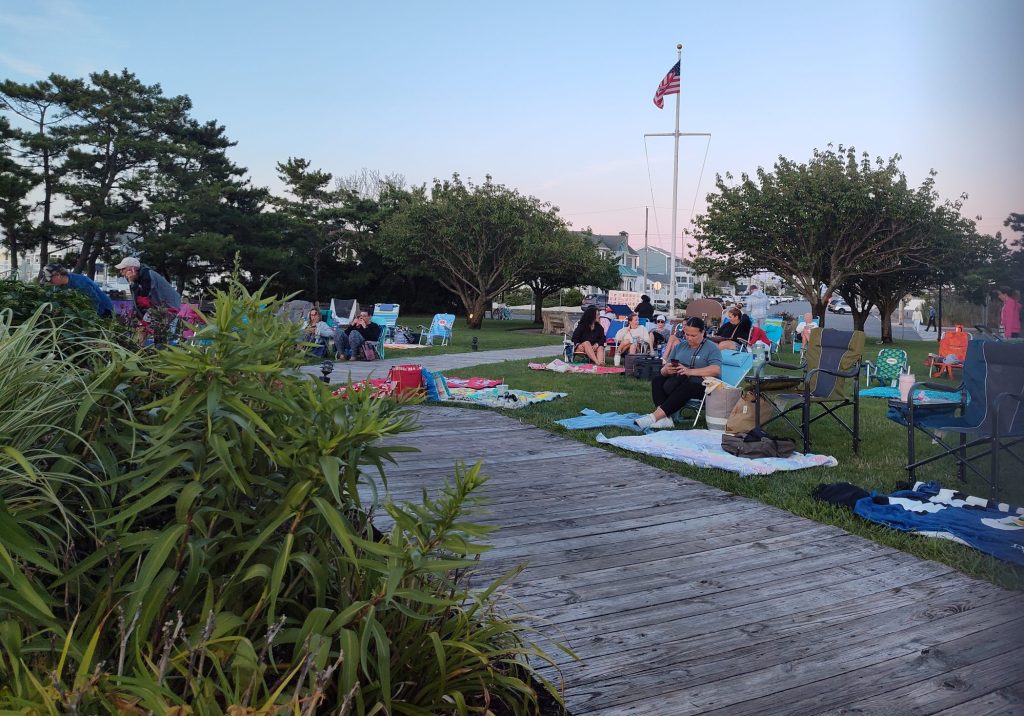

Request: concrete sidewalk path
left=298, top=344, right=563, bottom=384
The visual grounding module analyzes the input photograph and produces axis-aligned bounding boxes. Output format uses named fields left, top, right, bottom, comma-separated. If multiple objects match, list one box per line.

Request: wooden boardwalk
left=378, top=406, right=1024, bottom=716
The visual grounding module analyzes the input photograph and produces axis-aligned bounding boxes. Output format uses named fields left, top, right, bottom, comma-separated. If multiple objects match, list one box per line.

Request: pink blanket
left=528, top=359, right=625, bottom=374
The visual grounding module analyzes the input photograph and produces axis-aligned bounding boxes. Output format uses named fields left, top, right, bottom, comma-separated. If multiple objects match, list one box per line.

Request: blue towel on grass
left=556, top=408, right=650, bottom=433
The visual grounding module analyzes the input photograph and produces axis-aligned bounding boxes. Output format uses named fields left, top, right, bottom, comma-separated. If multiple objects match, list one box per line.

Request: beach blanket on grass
left=445, top=377, right=504, bottom=389
left=528, top=358, right=624, bottom=374
left=557, top=408, right=650, bottom=433
left=861, top=386, right=961, bottom=402
left=445, top=387, right=567, bottom=409
left=854, top=481, right=1024, bottom=566
left=595, top=429, right=838, bottom=477
left=382, top=342, right=427, bottom=350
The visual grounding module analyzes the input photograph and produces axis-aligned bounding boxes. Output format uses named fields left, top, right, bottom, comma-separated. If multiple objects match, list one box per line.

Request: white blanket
left=595, top=429, right=838, bottom=476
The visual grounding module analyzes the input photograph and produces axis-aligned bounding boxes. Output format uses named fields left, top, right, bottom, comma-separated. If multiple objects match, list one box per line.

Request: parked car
left=828, top=299, right=852, bottom=314
left=581, top=293, right=608, bottom=310
left=652, top=299, right=670, bottom=312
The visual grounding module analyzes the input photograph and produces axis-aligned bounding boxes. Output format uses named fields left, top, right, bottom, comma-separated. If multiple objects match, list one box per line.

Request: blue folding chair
left=898, top=340, right=1024, bottom=499
left=418, top=313, right=455, bottom=346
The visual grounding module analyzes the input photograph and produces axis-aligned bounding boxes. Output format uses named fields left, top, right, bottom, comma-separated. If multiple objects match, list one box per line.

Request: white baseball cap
left=114, top=257, right=141, bottom=270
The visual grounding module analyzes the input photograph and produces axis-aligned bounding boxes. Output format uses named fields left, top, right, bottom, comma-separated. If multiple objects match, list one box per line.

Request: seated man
left=635, top=317, right=722, bottom=430
left=710, top=306, right=752, bottom=350
left=301, top=307, right=335, bottom=358
left=335, top=309, right=382, bottom=360
left=614, top=312, right=653, bottom=356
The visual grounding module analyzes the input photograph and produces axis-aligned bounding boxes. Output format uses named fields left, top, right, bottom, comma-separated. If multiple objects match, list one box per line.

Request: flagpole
left=668, top=43, right=682, bottom=318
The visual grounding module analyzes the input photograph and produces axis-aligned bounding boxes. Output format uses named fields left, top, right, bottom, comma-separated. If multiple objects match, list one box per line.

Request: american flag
left=653, top=61, right=681, bottom=109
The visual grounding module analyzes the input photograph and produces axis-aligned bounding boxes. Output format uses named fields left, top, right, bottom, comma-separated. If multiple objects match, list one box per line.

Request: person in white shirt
left=614, top=312, right=653, bottom=356
left=745, top=284, right=770, bottom=328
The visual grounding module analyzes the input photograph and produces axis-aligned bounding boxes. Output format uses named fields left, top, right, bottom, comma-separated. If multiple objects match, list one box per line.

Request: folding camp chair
left=418, top=313, right=455, bottom=346
left=762, top=320, right=784, bottom=357
left=680, top=349, right=754, bottom=426
left=368, top=303, right=400, bottom=359
left=864, top=347, right=909, bottom=387
left=329, top=298, right=359, bottom=328
left=604, top=319, right=626, bottom=359
left=897, top=340, right=1024, bottom=500
left=924, top=325, right=970, bottom=379
left=751, top=328, right=865, bottom=454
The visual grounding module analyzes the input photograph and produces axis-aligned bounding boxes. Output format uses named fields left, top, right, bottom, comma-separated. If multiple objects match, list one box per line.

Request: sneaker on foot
left=651, top=416, right=675, bottom=429
left=634, top=413, right=657, bottom=430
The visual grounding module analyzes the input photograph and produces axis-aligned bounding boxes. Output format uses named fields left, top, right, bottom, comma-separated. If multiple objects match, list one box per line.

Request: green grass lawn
left=383, top=316, right=562, bottom=356
left=429, top=336, right=1024, bottom=591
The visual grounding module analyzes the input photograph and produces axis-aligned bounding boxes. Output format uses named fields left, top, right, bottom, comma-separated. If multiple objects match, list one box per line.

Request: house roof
left=618, top=264, right=642, bottom=278
left=580, top=231, right=639, bottom=257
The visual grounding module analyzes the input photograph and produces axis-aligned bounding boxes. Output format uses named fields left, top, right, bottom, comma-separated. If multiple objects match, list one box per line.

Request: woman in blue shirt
left=635, top=317, right=721, bottom=430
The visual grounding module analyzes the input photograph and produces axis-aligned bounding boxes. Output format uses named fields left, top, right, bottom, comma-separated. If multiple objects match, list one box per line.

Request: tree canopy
left=695, top=145, right=990, bottom=337
left=377, top=174, right=579, bottom=328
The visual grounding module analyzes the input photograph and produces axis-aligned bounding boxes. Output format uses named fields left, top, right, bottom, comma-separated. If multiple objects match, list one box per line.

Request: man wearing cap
left=114, top=257, right=181, bottom=319
left=41, top=263, right=114, bottom=318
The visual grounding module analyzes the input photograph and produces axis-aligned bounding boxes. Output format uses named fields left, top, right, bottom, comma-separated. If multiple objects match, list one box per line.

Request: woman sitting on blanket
left=571, top=305, right=606, bottom=364
left=710, top=306, right=751, bottom=350
left=635, top=317, right=722, bottom=430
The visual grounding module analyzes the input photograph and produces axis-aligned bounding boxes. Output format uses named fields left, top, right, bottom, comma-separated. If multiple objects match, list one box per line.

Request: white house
left=580, top=231, right=643, bottom=293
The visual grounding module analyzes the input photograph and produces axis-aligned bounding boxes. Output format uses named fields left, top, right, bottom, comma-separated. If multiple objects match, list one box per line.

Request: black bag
left=721, top=431, right=796, bottom=459
left=625, top=355, right=661, bottom=381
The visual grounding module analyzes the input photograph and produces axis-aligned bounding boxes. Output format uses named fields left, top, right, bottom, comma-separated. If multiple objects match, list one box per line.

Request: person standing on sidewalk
left=925, top=306, right=937, bottom=332
left=745, top=284, right=770, bottom=328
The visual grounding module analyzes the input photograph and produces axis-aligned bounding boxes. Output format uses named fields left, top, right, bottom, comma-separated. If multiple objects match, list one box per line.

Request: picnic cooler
left=625, top=355, right=661, bottom=381
left=389, top=364, right=424, bottom=397
left=705, top=385, right=742, bottom=431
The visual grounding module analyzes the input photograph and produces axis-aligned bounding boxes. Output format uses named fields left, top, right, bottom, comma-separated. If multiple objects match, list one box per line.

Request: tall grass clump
left=0, top=279, right=562, bottom=714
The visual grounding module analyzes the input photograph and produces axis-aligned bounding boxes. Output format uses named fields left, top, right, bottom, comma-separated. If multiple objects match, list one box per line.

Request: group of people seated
left=301, top=307, right=382, bottom=360
left=571, top=297, right=791, bottom=431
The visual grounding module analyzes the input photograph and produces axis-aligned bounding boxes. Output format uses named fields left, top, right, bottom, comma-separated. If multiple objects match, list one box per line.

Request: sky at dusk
left=2, top=0, right=1021, bottom=256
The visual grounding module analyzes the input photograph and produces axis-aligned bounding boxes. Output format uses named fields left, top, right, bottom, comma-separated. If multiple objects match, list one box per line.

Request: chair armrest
left=767, top=359, right=803, bottom=372
left=914, top=380, right=964, bottom=393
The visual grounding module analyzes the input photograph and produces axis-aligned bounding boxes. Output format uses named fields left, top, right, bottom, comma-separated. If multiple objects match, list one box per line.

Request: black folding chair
left=893, top=340, right=1024, bottom=500
left=752, top=328, right=865, bottom=454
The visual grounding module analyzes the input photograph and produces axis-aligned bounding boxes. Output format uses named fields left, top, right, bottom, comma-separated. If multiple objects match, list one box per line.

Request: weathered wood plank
left=376, top=405, right=1024, bottom=715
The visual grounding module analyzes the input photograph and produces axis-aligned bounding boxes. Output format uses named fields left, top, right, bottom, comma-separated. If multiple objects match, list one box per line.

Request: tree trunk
left=811, top=298, right=829, bottom=328
left=877, top=298, right=901, bottom=344
left=851, top=308, right=870, bottom=333
left=464, top=294, right=487, bottom=329
left=531, top=286, right=551, bottom=324
left=3, top=221, right=17, bottom=271
left=75, top=231, right=96, bottom=274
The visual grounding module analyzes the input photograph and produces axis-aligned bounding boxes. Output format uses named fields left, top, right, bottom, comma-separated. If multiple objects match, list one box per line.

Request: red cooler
left=389, top=364, right=424, bottom=398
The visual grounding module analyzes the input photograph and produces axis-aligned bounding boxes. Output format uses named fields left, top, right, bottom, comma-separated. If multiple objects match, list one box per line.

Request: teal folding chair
left=418, top=313, right=455, bottom=346
left=681, top=349, right=754, bottom=426
left=370, top=303, right=400, bottom=358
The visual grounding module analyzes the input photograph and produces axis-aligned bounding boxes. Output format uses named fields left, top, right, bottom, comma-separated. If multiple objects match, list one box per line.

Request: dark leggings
left=652, top=374, right=705, bottom=416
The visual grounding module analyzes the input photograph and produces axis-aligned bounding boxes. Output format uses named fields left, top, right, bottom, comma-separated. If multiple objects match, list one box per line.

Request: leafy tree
left=998, top=212, right=1024, bottom=296
left=0, top=116, right=39, bottom=271
left=696, top=145, right=947, bottom=326
left=52, top=70, right=189, bottom=277
left=0, top=76, right=77, bottom=271
left=134, top=118, right=250, bottom=293
left=378, top=174, right=566, bottom=328
left=521, top=228, right=619, bottom=323
left=271, top=157, right=354, bottom=302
